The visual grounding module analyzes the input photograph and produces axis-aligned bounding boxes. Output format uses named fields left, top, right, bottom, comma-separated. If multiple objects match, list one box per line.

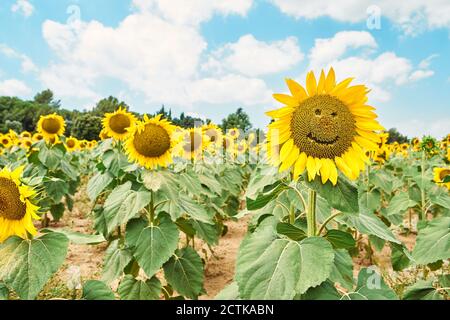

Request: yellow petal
left=317, top=70, right=326, bottom=94
left=273, top=93, right=298, bottom=106
left=306, top=71, right=317, bottom=96
left=279, top=139, right=294, bottom=162
left=293, top=152, right=307, bottom=180
left=306, top=156, right=317, bottom=181
left=324, top=67, right=336, bottom=92
left=328, top=160, right=338, bottom=185
left=319, top=159, right=330, bottom=184
left=279, top=146, right=299, bottom=172
left=285, top=79, right=308, bottom=101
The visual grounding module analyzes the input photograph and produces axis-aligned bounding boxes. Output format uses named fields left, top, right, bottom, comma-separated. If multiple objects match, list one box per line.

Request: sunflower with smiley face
left=266, top=68, right=383, bottom=185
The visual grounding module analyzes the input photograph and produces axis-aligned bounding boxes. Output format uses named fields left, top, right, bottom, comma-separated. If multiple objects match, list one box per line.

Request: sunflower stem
left=289, top=203, right=295, bottom=224
left=148, top=190, right=155, bottom=224
left=306, top=189, right=317, bottom=237
left=420, top=151, right=426, bottom=220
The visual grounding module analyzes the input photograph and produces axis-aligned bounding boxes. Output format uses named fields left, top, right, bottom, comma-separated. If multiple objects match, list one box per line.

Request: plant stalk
left=306, top=189, right=317, bottom=237
left=420, top=151, right=426, bottom=220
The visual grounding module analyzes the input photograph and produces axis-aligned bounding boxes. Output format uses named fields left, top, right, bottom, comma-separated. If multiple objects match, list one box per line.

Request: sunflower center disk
left=133, top=124, right=170, bottom=157
left=206, top=129, right=217, bottom=142
left=183, top=132, right=202, bottom=153
left=67, top=140, right=75, bottom=148
left=42, top=118, right=61, bottom=134
left=109, top=114, right=131, bottom=134
left=439, top=170, right=450, bottom=181
left=0, top=177, right=27, bottom=221
left=290, top=94, right=356, bottom=159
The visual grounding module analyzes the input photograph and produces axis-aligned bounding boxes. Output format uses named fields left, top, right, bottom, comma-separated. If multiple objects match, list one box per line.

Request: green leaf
left=178, top=194, right=214, bottom=224
left=43, top=228, right=106, bottom=245
left=428, top=187, right=450, bottom=209
left=0, top=233, right=69, bottom=300
left=50, top=203, right=65, bottom=221
left=38, top=147, right=60, bottom=170
left=191, top=220, right=219, bottom=246
left=304, top=175, right=359, bottom=213
left=118, top=275, right=161, bottom=300
left=87, top=171, right=114, bottom=201
left=412, top=217, right=450, bottom=265
left=104, top=182, right=152, bottom=234
left=276, top=222, right=307, bottom=241
left=360, top=189, right=381, bottom=212
left=391, top=243, right=412, bottom=271
left=176, top=218, right=196, bottom=237
left=246, top=182, right=288, bottom=211
left=126, top=215, right=179, bottom=278
left=236, top=219, right=334, bottom=299
left=44, top=177, right=68, bottom=203
left=300, top=280, right=341, bottom=300
left=329, top=249, right=354, bottom=290
left=82, top=280, right=115, bottom=300
left=245, top=166, right=280, bottom=200
left=102, top=240, right=133, bottom=284
left=214, top=282, right=240, bottom=300
left=386, top=193, right=417, bottom=217
left=370, top=171, right=393, bottom=194
left=198, top=174, right=222, bottom=195
left=402, top=280, right=443, bottom=300
left=0, top=282, right=9, bottom=300
left=343, top=268, right=398, bottom=300
left=163, top=247, right=204, bottom=299
left=325, top=230, right=355, bottom=249
left=344, top=211, right=400, bottom=244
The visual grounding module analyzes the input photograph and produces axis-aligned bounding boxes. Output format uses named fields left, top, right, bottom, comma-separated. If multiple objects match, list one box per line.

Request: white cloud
left=271, top=0, right=450, bottom=35
left=40, top=7, right=272, bottom=108
left=11, top=0, right=34, bottom=18
left=0, top=79, right=32, bottom=96
left=308, top=31, right=377, bottom=69
left=304, top=31, right=435, bottom=102
left=0, top=44, right=38, bottom=73
left=204, top=34, right=303, bottom=76
left=131, top=0, right=253, bottom=25
left=394, top=118, right=450, bottom=139
left=409, top=69, right=434, bottom=81
left=189, top=74, right=272, bottom=106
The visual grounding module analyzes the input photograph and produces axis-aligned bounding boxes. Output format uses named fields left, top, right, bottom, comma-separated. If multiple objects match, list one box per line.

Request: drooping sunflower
left=178, top=127, right=209, bottom=160
left=266, top=68, right=383, bottom=185
left=433, top=167, right=450, bottom=190
left=37, top=113, right=65, bottom=141
left=65, top=137, right=80, bottom=152
left=124, top=114, right=176, bottom=169
left=0, top=166, right=40, bottom=243
left=102, top=107, right=137, bottom=141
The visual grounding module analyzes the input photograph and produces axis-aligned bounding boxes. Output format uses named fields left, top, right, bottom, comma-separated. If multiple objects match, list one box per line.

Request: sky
left=0, top=0, right=449, bottom=138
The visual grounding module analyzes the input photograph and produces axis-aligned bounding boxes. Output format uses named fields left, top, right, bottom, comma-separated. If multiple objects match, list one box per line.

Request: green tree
left=4, top=120, right=22, bottom=133
left=221, top=108, right=252, bottom=132
left=172, top=112, right=204, bottom=128
left=71, top=114, right=102, bottom=140
left=34, top=89, right=60, bottom=107
left=91, top=96, right=129, bottom=116
left=387, top=128, right=409, bottom=144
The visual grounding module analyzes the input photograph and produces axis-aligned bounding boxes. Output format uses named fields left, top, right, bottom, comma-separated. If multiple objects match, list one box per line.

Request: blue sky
left=0, top=0, right=449, bottom=137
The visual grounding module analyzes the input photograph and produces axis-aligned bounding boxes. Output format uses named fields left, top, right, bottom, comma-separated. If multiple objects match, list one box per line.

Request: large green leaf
left=245, top=166, right=280, bottom=200
left=87, top=171, right=114, bottom=201
left=163, top=247, right=204, bottom=299
left=44, top=177, right=69, bottom=203
left=428, top=187, right=450, bottom=209
left=325, top=230, right=355, bottom=249
left=343, top=268, right=397, bottom=300
left=43, top=228, right=106, bottom=245
left=0, top=233, right=69, bottom=300
left=304, top=175, right=359, bottom=213
left=0, top=282, right=9, bottom=300
left=214, top=282, right=240, bottom=300
left=300, top=280, right=341, bottom=300
left=386, top=193, right=417, bottom=217
left=104, top=182, right=152, bottom=233
left=126, top=215, right=179, bottom=278
left=102, top=240, right=133, bottom=284
left=236, top=219, right=334, bottom=299
left=329, top=249, right=354, bottom=290
left=246, top=182, right=288, bottom=211
left=412, top=217, right=450, bottom=265
left=344, top=211, right=400, bottom=244
left=369, top=170, right=393, bottom=194
left=82, top=280, right=115, bottom=300
left=191, top=220, right=219, bottom=246
left=402, top=280, right=443, bottom=300
left=118, top=275, right=161, bottom=300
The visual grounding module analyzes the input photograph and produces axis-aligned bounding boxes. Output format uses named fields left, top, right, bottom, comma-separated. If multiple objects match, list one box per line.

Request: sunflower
left=20, top=138, right=33, bottom=150
left=32, top=133, right=44, bottom=142
left=88, top=140, right=98, bottom=149
left=178, top=127, right=209, bottom=160
left=125, top=114, right=176, bottom=169
left=65, top=137, right=80, bottom=152
left=266, top=68, right=383, bottom=185
left=0, top=135, right=12, bottom=148
left=203, top=123, right=223, bottom=146
left=99, top=129, right=110, bottom=140
left=37, top=113, right=65, bottom=141
left=79, top=140, right=88, bottom=149
left=20, top=131, right=32, bottom=139
left=0, top=166, right=40, bottom=243
left=433, top=167, right=450, bottom=190
left=227, top=128, right=240, bottom=140
left=102, top=107, right=137, bottom=141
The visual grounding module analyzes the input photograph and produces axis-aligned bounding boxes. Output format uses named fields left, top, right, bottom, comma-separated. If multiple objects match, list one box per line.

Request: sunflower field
left=0, top=68, right=449, bottom=301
